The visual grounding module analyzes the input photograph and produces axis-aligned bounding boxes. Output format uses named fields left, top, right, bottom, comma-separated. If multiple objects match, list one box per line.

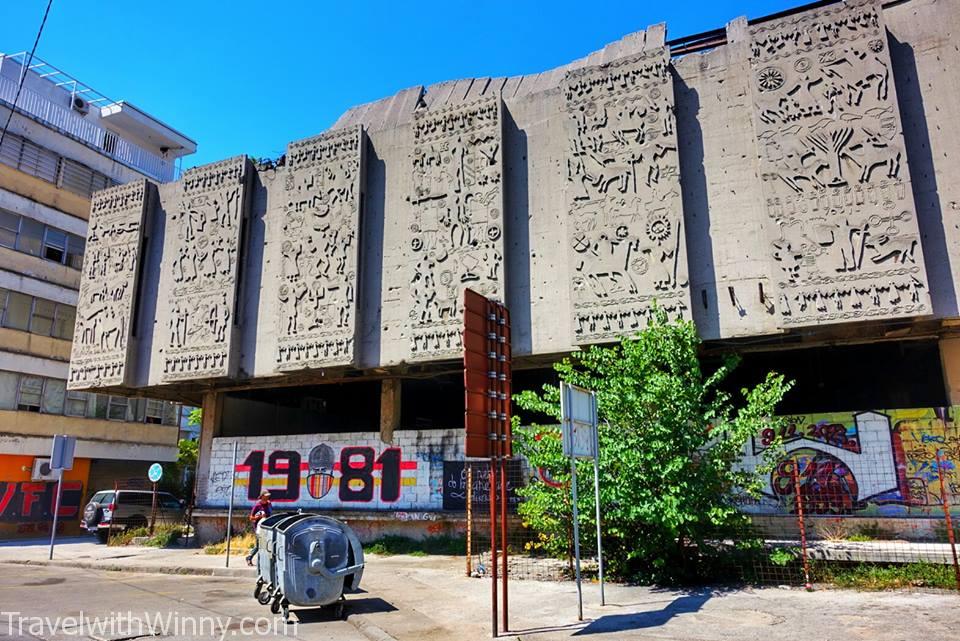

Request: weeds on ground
left=813, top=562, right=957, bottom=590
left=364, top=535, right=465, bottom=556
left=108, top=524, right=187, bottom=548
left=203, top=532, right=257, bottom=555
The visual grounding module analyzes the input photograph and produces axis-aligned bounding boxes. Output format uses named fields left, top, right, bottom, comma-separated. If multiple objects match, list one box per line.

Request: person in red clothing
left=245, top=491, right=272, bottom=566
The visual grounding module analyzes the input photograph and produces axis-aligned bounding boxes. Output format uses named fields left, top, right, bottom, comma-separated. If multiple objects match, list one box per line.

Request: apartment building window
left=29, top=298, right=57, bottom=335
left=0, top=209, right=17, bottom=248
left=107, top=395, right=130, bottom=421
left=16, top=376, right=43, bottom=412
left=1, top=290, right=32, bottom=331
left=0, top=288, right=75, bottom=340
left=145, top=399, right=165, bottom=424
left=64, top=389, right=89, bottom=417
left=0, top=208, right=85, bottom=269
left=0, top=131, right=117, bottom=199
left=42, top=378, right=66, bottom=414
left=0, top=370, right=180, bottom=425
left=52, top=305, right=76, bottom=340
left=16, top=217, right=44, bottom=257
left=42, top=228, right=67, bottom=263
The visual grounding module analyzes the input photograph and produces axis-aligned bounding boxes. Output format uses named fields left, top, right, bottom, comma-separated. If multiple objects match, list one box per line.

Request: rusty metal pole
left=496, top=304, right=509, bottom=633
left=488, top=303, right=499, bottom=638
left=500, top=456, right=508, bottom=632
left=489, top=457, right=498, bottom=637
left=466, top=464, right=473, bottom=577
left=791, top=457, right=812, bottom=591
left=149, top=481, right=158, bottom=535
left=934, top=449, right=960, bottom=591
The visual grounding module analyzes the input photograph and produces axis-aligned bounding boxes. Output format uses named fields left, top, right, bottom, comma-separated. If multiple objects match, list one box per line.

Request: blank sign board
left=561, top=382, right=597, bottom=459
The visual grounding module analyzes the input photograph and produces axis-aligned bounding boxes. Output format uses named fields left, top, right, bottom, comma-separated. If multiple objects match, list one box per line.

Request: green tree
left=159, top=438, right=199, bottom=499
left=513, top=309, right=791, bottom=584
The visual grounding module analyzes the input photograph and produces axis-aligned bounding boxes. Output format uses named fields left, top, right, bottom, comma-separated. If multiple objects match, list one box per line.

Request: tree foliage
left=513, top=310, right=791, bottom=584
left=159, top=438, right=199, bottom=500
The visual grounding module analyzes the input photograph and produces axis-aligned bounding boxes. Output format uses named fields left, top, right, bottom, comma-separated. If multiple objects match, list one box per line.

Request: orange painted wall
left=0, top=454, right=91, bottom=539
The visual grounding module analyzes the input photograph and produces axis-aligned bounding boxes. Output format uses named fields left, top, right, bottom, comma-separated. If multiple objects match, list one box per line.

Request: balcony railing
left=0, top=74, right=175, bottom=182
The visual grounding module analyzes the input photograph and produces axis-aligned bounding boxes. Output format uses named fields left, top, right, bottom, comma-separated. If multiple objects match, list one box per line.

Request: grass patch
left=813, top=562, right=957, bottom=590
left=363, top=535, right=465, bottom=556
left=204, top=532, right=257, bottom=555
left=108, top=525, right=186, bottom=548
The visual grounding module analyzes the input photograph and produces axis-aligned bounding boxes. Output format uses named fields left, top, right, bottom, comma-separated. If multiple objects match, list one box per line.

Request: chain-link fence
left=463, top=460, right=600, bottom=583
left=461, top=407, right=960, bottom=591
left=724, top=444, right=960, bottom=590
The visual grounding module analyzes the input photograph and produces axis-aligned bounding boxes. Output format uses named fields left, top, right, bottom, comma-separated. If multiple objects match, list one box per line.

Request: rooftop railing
left=0, top=73, right=175, bottom=182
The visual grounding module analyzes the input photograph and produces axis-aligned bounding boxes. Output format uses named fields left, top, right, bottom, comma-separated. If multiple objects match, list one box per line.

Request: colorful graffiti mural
left=738, top=406, right=960, bottom=517
left=201, top=431, right=461, bottom=511
left=0, top=455, right=89, bottom=539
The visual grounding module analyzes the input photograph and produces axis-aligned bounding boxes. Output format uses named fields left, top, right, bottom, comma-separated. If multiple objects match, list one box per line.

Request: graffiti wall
left=201, top=430, right=462, bottom=511
left=0, top=455, right=89, bottom=539
left=737, top=406, right=960, bottom=517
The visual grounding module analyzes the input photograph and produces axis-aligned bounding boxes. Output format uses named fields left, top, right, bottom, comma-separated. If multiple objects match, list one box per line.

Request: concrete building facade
left=0, top=52, right=194, bottom=538
left=68, top=0, right=960, bottom=540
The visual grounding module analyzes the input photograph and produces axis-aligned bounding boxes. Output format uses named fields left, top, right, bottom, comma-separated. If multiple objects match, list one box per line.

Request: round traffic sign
left=147, top=463, right=163, bottom=483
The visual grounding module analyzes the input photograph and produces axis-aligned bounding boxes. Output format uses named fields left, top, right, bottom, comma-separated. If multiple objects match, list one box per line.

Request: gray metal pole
left=571, top=456, right=583, bottom=621
left=48, top=469, right=63, bottom=560
left=593, top=455, right=605, bottom=606
left=594, top=403, right=604, bottom=606
left=224, top=441, right=238, bottom=568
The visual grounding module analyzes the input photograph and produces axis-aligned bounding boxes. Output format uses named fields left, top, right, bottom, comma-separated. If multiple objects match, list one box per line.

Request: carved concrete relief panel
left=408, top=96, right=504, bottom=360
left=563, top=48, right=689, bottom=344
left=160, top=157, right=249, bottom=381
left=68, top=180, right=149, bottom=389
left=748, top=0, right=930, bottom=326
left=275, top=127, right=364, bottom=371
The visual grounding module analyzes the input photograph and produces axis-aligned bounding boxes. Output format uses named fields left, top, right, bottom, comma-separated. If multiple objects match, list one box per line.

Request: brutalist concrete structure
left=68, top=0, right=960, bottom=541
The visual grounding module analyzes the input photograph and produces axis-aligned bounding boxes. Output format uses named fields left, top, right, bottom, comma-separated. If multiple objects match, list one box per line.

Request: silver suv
left=82, top=490, right=186, bottom=543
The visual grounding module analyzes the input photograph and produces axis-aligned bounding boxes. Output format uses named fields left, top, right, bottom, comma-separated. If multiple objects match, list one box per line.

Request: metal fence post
left=466, top=464, right=473, bottom=577
left=791, top=457, right=812, bottom=591
left=225, top=441, right=238, bottom=568
left=934, top=449, right=960, bottom=591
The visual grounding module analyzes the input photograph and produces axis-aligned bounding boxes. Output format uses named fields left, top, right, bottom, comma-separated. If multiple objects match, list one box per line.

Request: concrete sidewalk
left=0, top=536, right=257, bottom=577
left=1, top=539, right=958, bottom=640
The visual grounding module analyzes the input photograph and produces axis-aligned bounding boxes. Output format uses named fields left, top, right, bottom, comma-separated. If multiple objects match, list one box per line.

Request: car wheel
left=95, top=529, right=109, bottom=544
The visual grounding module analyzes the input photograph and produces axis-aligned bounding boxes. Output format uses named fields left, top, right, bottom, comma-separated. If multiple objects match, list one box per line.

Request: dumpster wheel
left=257, top=586, right=273, bottom=606
left=282, top=599, right=290, bottom=622
left=253, top=579, right=264, bottom=600
left=270, top=592, right=283, bottom=615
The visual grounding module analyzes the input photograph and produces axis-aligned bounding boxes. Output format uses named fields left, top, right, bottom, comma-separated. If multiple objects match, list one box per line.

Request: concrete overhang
left=99, top=101, right=197, bottom=159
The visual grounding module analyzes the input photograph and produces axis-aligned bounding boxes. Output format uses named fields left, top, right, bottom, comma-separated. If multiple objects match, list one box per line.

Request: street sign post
left=48, top=435, right=76, bottom=560
left=463, top=288, right=512, bottom=637
left=560, top=383, right=605, bottom=617
left=147, top=464, right=163, bottom=534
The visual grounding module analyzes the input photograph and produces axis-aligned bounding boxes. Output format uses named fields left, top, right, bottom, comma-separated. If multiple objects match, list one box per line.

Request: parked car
left=82, top=490, right=186, bottom=543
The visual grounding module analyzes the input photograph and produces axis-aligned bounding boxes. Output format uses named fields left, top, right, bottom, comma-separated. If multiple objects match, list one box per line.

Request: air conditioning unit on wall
left=71, top=95, right=89, bottom=115
left=31, top=458, right=58, bottom=482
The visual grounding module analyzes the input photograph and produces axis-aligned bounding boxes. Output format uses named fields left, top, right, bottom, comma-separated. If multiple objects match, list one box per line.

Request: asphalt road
left=0, top=564, right=369, bottom=641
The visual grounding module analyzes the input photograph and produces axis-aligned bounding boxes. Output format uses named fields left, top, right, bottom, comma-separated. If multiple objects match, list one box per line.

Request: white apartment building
left=0, top=52, right=196, bottom=538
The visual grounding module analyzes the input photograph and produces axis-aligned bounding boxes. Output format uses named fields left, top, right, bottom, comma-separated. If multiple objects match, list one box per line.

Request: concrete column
left=192, top=391, right=223, bottom=504
left=941, top=336, right=960, bottom=406
left=380, top=379, right=401, bottom=444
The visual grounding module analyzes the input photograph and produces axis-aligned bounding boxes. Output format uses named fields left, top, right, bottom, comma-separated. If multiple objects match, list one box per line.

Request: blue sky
left=3, top=1, right=801, bottom=169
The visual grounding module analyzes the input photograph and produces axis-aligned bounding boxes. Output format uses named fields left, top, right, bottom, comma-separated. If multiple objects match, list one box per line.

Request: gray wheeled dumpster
left=253, top=512, right=297, bottom=605
left=253, top=513, right=364, bottom=620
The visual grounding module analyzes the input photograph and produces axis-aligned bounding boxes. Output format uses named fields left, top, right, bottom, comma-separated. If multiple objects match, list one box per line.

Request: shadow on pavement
left=572, top=590, right=712, bottom=635
left=292, top=597, right=398, bottom=624
left=0, top=536, right=92, bottom=547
